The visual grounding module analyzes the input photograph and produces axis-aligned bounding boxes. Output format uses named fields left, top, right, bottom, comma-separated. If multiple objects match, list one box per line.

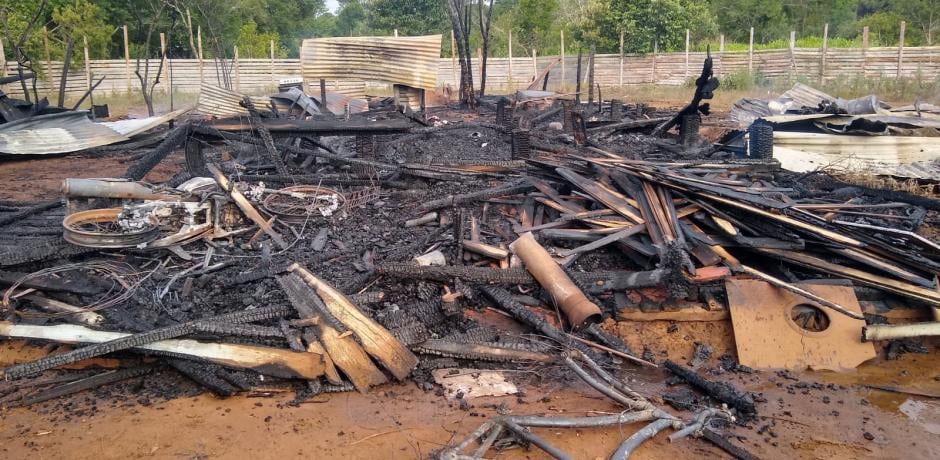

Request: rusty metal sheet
left=309, top=90, right=368, bottom=116
left=300, top=35, right=442, bottom=89
left=726, top=279, right=876, bottom=371
left=0, top=112, right=129, bottom=155
left=196, top=82, right=270, bottom=117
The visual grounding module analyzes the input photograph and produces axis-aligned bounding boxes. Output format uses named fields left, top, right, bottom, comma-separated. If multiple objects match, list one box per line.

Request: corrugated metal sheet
left=773, top=131, right=940, bottom=179
left=312, top=91, right=368, bottom=115
left=778, top=83, right=836, bottom=109
left=101, top=107, right=192, bottom=137
left=270, top=87, right=319, bottom=117
left=196, top=82, right=270, bottom=117
left=0, top=112, right=129, bottom=155
left=300, top=35, right=442, bottom=89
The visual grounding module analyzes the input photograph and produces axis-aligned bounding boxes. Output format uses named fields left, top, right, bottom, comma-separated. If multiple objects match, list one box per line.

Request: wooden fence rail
left=1, top=46, right=937, bottom=100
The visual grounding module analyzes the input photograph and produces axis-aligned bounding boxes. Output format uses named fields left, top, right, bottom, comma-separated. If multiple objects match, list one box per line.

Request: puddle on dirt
left=810, top=350, right=940, bottom=413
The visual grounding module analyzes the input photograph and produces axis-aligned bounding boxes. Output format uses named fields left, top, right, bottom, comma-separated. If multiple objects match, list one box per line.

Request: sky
left=326, top=0, right=339, bottom=13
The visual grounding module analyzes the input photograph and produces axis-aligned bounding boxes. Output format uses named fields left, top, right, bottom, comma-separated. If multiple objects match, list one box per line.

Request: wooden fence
left=1, top=46, right=938, bottom=100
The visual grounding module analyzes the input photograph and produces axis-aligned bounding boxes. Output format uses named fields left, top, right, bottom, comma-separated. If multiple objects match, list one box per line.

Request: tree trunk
left=446, top=0, right=475, bottom=108
left=477, top=0, right=494, bottom=97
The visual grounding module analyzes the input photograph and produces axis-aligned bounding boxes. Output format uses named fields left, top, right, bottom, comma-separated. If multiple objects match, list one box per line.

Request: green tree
left=334, top=1, right=367, bottom=36
left=235, top=20, right=286, bottom=58
left=857, top=11, right=905, bottom=46
left=891, top=0, right=939, bottom=45
left=782, top=0, right=857, bottom=38
left=710, top=0, right=786, bottom=43
left=51, top=0, right=111, bottom=60
left=366, top=0, right=446, bottom=36
left=579, top=0, right=718, bottom=53
left=512, top=0, right=559, bottom=52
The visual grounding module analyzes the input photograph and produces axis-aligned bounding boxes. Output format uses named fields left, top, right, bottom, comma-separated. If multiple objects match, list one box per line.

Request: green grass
left=693, top=36, right=864, bottom=53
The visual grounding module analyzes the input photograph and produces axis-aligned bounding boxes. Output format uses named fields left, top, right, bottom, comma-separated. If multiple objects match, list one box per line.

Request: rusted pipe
left=509, top=232, right=602, bottom=327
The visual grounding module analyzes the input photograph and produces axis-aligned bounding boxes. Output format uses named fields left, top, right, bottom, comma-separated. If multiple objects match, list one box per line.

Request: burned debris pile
left=1, top=57, right=939, bottom=459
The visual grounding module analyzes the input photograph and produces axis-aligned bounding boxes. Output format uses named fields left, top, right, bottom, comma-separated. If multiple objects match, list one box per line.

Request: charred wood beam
left=0, top=305, right=292, bottom=380
left=0, top=270, right=102, bottom=296
left=10, top=365, right=156, bottom=407
left=192, top=126, right=399, bottom=172
left=480, top=286, right=602, bottom=361
left=123, top=123, right=191, bottom=181
left=0, top=200, right=62, bottom=228
left=200, top=118, right=413, bottom=136
left=663, top=360, right=756, bottom=414
left=413, top=339, right=554, bottom=363
left=415, top=180, right=534, bottom=214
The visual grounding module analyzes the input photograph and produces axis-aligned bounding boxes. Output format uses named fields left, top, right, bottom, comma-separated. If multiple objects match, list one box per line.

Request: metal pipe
left=862, top=322, right=940, bottom=341
left=62, top=178, right=180, bottom=201
left=509, top=232, right=602, bottom=327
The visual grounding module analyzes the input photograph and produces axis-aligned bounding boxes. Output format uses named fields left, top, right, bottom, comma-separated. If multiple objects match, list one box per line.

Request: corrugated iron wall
left=300, top=35, right=442, bottom=89
left=1, top=46, right=938, bottom=99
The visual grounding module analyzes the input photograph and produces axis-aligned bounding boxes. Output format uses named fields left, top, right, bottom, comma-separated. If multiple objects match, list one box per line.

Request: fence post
left=820, top=23, right=828, bottom=83
left=44, top=27, right=52, bottom=94
left=718, top=34, right=724, bottom=77
left=0, top=38, right=7, bottom=85
left=619, top=30, right=624, bottom=87
left=394, top=29, right=399, bottom=37
left=234, top=45, right=240, bottom=92
left=560, top=30, right=565, bottom=89
left=651, top=40, right=657, bottom=84
left=159, top=32, right=168, bottom=94
left=123, top=25, right=130, bottom=93
left=83, top=36, right=92, bottom=107
left=789, top=31, right=796, bottom=82
left=532, top=48, right=537, bottom=80
left=197, top=25, right=204, bottom=86
left=508, top=30, right=513, bottom=89
left=861, top=26, right=869, bottom=76
left=748, top=27, right=754, bottom=73
left=897, top=21, right=906, bottom=78
left=270, top=39, right=275, bottom=85
left=685, top=29, right=690, bottom=79
left=450, top=30, right=457, bottom=89
left=477, top=47, right=482, bottom=84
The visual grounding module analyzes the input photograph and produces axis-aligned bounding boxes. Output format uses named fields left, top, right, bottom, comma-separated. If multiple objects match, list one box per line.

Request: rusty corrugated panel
left=196, top=82, right=270, bottom=117
left=311, top=90, right=368, bottom=116
left=0, top=112, right=129, bottom=155
left=300, top=35, right=442, bottom=89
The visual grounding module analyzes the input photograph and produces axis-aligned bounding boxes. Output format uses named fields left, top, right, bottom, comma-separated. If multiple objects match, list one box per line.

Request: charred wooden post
left=652, top=51, right=719, bottom=137
left=510, top=129, right=531, bottom=159
left=587, top=45, right=596, bottom=108
left=570, top=112, right=588, bottom=146
left=678, top=113, right=701, bottom=147
left=575, top=47, right=583, bottom=104
left=610, top=99, right=623, bottom=120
